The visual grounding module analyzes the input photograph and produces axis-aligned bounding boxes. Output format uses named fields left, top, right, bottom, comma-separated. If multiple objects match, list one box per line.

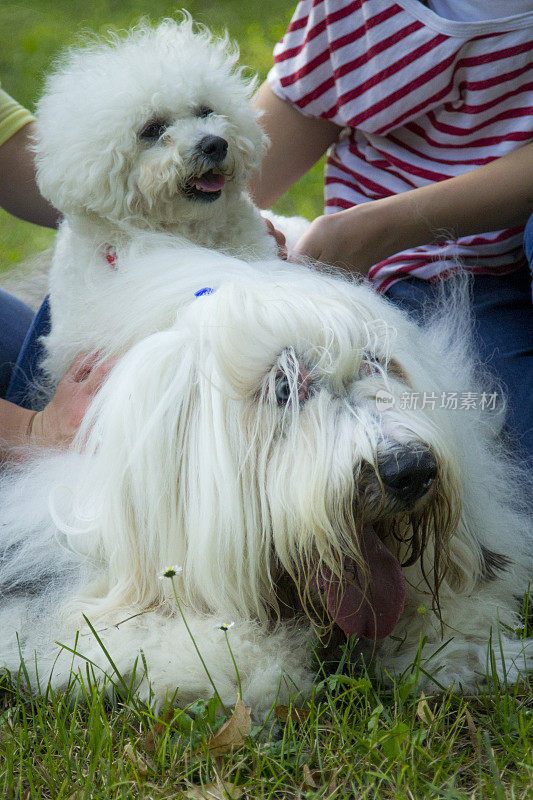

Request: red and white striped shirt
left=268, top=0, right=533, bottom=291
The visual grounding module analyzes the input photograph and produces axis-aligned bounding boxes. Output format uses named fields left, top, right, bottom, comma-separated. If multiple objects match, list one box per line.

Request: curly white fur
left=0, top=18, right=530, bottom=719
left=34, top=16, right=277, bottom=384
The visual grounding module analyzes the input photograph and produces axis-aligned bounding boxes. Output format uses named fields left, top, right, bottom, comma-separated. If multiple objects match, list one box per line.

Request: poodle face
left=34, top=17, right=267, bottom=226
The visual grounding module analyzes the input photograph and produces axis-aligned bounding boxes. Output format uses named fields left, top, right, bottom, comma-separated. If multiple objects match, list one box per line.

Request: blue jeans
left=385, top=265, right=533, bottom=471
left=524, top=212, right=533, bottom=298
left=0, top=288, right=35, bottom=399
left=4, top=295, right=51, bottom=409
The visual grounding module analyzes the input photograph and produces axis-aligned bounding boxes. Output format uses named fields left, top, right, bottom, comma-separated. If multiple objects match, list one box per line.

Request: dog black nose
left=198, top=135, right=228, bottom=162
left=378, top=448, right=437, bottom=505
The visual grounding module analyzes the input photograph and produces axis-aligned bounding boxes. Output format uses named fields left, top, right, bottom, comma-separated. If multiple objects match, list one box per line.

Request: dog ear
left=65, top=319, right=280, bottom=624
left=72, top=330, right=199, bottom=614
left=35, top=135, right=133, bottom=220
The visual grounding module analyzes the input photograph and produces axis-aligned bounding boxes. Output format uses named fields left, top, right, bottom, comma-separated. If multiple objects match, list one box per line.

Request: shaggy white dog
left=0, top=18, right=530, bottom=719
left=0, top=239, right=531, bottom=717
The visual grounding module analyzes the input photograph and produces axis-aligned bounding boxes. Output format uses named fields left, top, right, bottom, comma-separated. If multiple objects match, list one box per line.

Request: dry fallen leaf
left=143, top=707, right=175, bottom=754
left=301, top=764, right=319, bottom=789
left=416, top=693, right=435, bottom=725
left=327, top=769, right=339, bottom=795
left=123, top=742, right=151, bottom=775
left=184, top=780, right=243, bottom=799
left=203, top=698, right=251, bottom=757
left=275, top=705, right=311, bottom=724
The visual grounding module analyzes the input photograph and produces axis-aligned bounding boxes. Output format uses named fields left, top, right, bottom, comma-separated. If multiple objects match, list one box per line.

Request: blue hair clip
left=194, top=287, right=214, bottom=297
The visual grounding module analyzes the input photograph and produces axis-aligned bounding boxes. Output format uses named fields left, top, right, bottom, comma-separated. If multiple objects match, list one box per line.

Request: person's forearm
left=362, top=142, right=533, bottom=255
left=250, top=82, right=340, bottom=208
left=0, top=123, right=59, bottom=228
left=291, top=141, right=533, bottom=274
left=0, top=398, right=35, bottom=457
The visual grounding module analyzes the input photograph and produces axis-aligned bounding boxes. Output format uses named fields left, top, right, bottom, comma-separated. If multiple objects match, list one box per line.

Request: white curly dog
left=0, top=18, right=530, bottom=719
left=33, top=16, right=279, bottom=386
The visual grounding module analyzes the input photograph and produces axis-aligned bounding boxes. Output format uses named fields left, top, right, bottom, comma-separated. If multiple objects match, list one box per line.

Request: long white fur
left=0, top=17, right=530, bottom=718
left=0, top=239, right=531, bottom=716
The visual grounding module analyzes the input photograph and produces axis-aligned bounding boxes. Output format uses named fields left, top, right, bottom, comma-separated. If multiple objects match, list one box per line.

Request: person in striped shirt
left=252, top=0, right=533, bottom=468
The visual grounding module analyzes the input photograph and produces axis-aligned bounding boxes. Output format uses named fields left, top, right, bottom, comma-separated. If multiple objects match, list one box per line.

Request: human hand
left=290, top=205, right=396, bottom=276
left=264, top=216, right=288, bottom=259
left=29, top=353, right=117, bottom=449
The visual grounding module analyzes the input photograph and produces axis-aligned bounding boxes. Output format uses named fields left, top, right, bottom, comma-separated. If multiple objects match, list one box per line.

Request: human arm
left=291, top=141, right=533, bottom=274
left=0, top=121, right=58, bottom=227
left=250, top=82, right=341, bottom=209
left=0, top=354, right=115, bottom=460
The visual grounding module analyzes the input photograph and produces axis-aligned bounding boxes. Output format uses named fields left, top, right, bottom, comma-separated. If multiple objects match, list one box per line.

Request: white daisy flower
left=158, top=565, right=183, bottom=580
left=216, top=622, right=235, bottom=632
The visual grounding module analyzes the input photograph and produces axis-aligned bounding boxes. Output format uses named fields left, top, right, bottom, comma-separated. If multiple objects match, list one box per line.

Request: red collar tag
left=105, top=245, right=118, bottom=269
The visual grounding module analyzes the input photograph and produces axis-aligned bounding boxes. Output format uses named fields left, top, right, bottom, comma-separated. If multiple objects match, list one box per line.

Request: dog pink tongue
left=316, top=528, right=406, bottom=640
left=193, top=171, right=225, bottom=192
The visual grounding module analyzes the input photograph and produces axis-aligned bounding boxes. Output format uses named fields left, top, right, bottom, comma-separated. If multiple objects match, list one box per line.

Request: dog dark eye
left=274, top=367, right=310, bottom=407
left=196, top=106, right=213, bottom=118
left=139, top=119, right=168, bottom=142
left=359, top=354, right=383, bottom=378
left=275, top=375, right=291, bottom=406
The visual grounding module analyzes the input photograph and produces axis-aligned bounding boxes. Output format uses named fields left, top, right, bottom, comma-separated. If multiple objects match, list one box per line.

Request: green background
left=0, top=0, right=325, bottom=274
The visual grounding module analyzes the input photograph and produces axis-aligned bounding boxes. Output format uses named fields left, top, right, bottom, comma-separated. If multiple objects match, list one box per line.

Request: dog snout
left=378, top=447, right=437, bottom=505
left=198, top=135, right=228, bottom=163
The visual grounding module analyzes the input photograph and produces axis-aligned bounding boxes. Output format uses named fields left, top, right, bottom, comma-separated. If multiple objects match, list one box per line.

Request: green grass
left=1, top=639, right=531, bottom=800
left=0, top=0, right=324, bottom=276
left=1, top=3, right=531, bottom=797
